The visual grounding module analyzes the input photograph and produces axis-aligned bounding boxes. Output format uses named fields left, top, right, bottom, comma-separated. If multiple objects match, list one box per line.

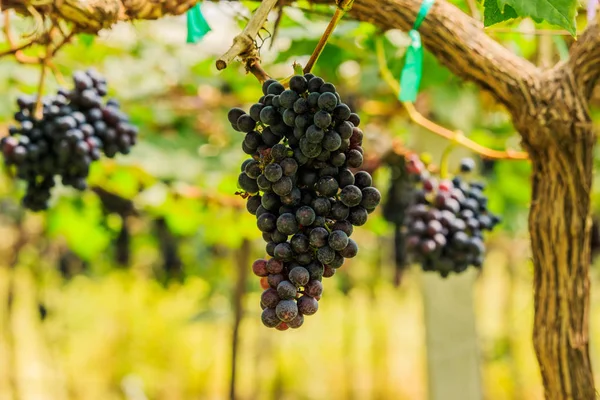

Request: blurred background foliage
left=1, top=1, right=600, bottom=399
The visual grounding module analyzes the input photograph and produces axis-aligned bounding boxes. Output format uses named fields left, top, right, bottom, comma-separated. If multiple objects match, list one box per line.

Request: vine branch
left=303, top=0, right=354, bottom=73
left=216, top=0, right=278, bottom=71
left=465, top=0, right=480, bottom=21
left=375, top=36, right=528, bottom=161
left=564, top=19, right=600, bottom=99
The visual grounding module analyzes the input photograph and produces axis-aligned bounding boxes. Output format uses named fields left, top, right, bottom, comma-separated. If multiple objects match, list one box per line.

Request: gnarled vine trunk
left=515, top=69, right=596, bottom=399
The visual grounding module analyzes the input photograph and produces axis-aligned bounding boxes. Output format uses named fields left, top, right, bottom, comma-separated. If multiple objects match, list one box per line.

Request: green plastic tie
left=187, top=3, right=211, bottom=44
left=399, top=0, right=435, bottom=102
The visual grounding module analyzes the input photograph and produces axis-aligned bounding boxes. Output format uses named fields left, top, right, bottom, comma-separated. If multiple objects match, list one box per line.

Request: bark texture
left=3, top=0, right=600, bottom=398
left=2, top=0, right=198, bottom=31
left=515, top=66, right=596, bottom=399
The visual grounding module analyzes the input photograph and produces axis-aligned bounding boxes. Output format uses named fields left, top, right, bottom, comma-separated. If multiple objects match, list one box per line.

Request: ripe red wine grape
left=2, top=70, right=137, bottom=211
left=403, top=155, right=500, bottom=277
left=235, top=74, right=381, bottom=330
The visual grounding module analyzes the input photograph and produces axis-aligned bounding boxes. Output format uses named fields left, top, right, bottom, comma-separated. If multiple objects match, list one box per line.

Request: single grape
left=314, top=110, right=332, bottom=129
left=317, top=246, right=336, bottom=264
left=304, top=280, right=323, bottom=298
left=339, top=239, right=358, bottom=258
left=266, top=258, right=284, bottom=274
left=287, top=313, right=304, bottom=329
left=309, top=227, right=329, bottom=248
left=264, top=163, right=283, bottom=183
left=297, top=295, right=318, bottom=315
left=261, top=288, right=280, bottom=308
left=340, top=185, right=363, bottom=207
left=276, top=299, right=299, bottom=321
left=252, top=258, right=269, bottom=277
left=261, top=308, right=280, bottom=328
left=267, top=82, right=285, bottom=95
left=277, top=280, right=298, bottom=300
left=316, top=176, right=339, bottom=197
left=257, top=213, right=277, bottom=232
left=274, top=242, right=294, bottom=261
left=272, top=176, right=293, bottom=196
left=291, top=233, right=310, bottom=253
left=290, top=75, right=308, bottom=94
left=317, top=92, right=338, bottom=112
left=277, top=213, right=299, bottom=235
left=328, top=230, right=349, bottom=251
left=289, top=266, right=310, bottom=287
left=296, top=206, right=316, bottom=226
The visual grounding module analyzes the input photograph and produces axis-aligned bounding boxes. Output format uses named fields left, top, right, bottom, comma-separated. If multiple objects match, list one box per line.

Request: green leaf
left=79, top=34, right=95, bottom=48
left=495, top=0, right=577, bottom=35
left=482, top=0, right=518, bottom=25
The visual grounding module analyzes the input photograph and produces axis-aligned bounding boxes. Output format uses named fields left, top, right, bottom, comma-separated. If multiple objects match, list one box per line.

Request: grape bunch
left=230, top=74, right=381, bottom=330
left=404, top=155, right=500, bottom=277
left=1, top=70, right=138, bottom=211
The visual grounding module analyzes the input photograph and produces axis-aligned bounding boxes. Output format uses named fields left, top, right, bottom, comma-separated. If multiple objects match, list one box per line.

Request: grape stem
left=303, top=0, right=354, bottom=74
left=246, top=58, right=271, bottom=83
left=34, top=46, right=51, bottom=120
left=439, top=143, right=455, bottom=179
left=216, top=0, right=279, bottom=71
left=375, top=36, right=529, bottom=161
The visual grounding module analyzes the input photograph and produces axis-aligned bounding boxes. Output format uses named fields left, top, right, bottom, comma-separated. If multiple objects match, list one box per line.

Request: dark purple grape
left=317, top=246, right=336, bottom=264
left=306, top=125, right=325, bottom=144
left=305, top=280, right=323, bottom=298
left=290, top=75, right=308, bottom=94
left=276, top=299, right=299, bottom=321
left=309, top=227, right=329, bottom=248
left=347, top=149, right=363, bottom=168
left=246, top=195, right=262, bottom=215
left=289, top=266, right=310, bottom=287
left=305, top=262, right=324, bottom=281
left=331, top=220, right=353, bottom=236
left=316, top=176, right=339, bottom=197
left=293, top=206, right=315, bottom=226
left=266, top=259, right=284, bottom=275
left=297, top=296, right=318, bottom=315
left=268, top=273, right=284, bottom=289
left=257, top=213, right=277, bottom=233
left=264, top=163, right=283, bottom=183
left=261, top=308, right=280, bottom=328
left=314, top=110, right=332, bottom=129
left=280, top=158, right=298, bottom=176
left=339, top=239, right=358, bottom=258
left=272, top=176, right=293, bottom=196
left=319, top=83, right=336, bottom=94
left=261, top=288, right=280, bottom=308
left=333, top=104, right=351, bottom=121
left=308, top=77, right=325, bottom=93
left=277, top=280, right=298, bottom=300
left=317, top=92, right=338, bottom=112
left=238, top=172, right=259, bottom=193
left=291, top=233, right=310, bottom=253
left=330, top=202, right=350, bottom=220
left=267, top=82, right=285, bottom=95
left=279, top=90, right=299, bottom=109
left=328, top=230, right=349, bottom=251
left=277, top=213, right=299, bottom=235
left=274, top=242, right=294, bottom=261
left=348, top=113, right=360, bottom=127
left=340, top=185, right=363, bottom=207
